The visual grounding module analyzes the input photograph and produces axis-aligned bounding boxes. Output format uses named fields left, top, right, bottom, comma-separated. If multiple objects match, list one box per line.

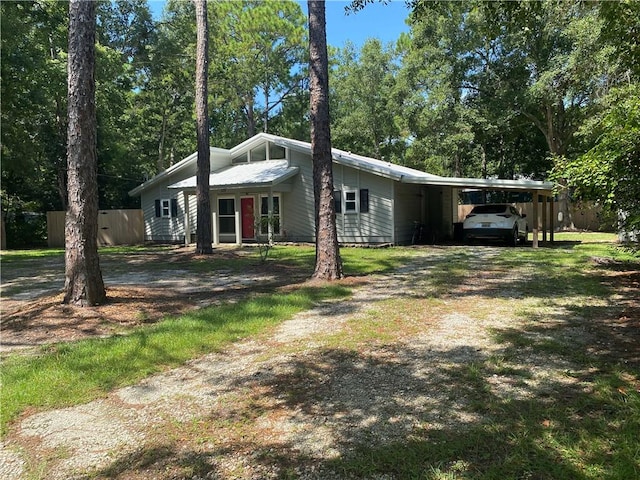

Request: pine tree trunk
left=195, top=0, right=212, bottom=254
left=308, top=0, right=343, bottom=280
left=64, top=0, right=106, bottom=306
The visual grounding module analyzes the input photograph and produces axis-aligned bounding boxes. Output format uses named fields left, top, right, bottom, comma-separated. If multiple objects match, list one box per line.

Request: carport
left=421, top=177, right=555, bottom=248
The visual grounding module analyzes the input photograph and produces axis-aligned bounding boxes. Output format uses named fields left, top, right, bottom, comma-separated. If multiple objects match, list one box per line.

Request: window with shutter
left=333, top=190, right=342, bottom=213
left=359, top=189, right=369, bottom=213
left=344, top=191, right=357, bottom=213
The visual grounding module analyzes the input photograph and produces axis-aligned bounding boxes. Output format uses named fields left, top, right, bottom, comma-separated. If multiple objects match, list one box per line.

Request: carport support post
left=550, top=197, right=555, bottom=243
left=532, top=192, right=539, bottom=248
left=542, top=194, right=548, bottom=244
left=212, top=211, right=219, bottom=245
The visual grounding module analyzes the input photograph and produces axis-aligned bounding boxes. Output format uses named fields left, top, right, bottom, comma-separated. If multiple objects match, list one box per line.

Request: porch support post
left=532, top=192, right=539, bottom=248
left=212, top=212, right=219, bottom=245
left=209, top=191, right=215, bottom=247
left=234, top=194, right=241, bottom=245
left=212, top=193, right=219, bottom=245
left=268, top=190, right=274, bottom=244
left=183, top=191, right=190, bottom=245
left=542, top=193, right=548, bottom=244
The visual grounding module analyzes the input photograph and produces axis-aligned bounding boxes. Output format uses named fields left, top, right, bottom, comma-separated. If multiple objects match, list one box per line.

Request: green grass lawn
left=2, top=238, right=638, bottom=479
left=0, top=244, right=413, bottom=435
left=323, top=237, right=640, bottom=479
left=0, top=284, right=352, bottom=435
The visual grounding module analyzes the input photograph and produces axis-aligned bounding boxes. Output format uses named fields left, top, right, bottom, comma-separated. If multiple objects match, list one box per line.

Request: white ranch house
left=129, top=133, right=555, bottom=246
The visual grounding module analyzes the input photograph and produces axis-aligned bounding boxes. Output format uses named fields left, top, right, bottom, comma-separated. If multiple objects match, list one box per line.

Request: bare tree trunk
left=245, top=97, right=257, bottom=138
left=263, top=80, right=270, bottom=133
left=481, top=144, right=487, bottom=179
left=308, top=0, right=343, bottom=280
left=64, top=0, right=105, bottom=306
left=195, top=0, right=212, bottom=254
left=157, top=108, right=167, bottom=173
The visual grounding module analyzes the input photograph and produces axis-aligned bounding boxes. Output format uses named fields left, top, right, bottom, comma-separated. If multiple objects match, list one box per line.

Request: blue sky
left=148, top=1, right=411, bottom=49
left=310, top=1, right=411, bottom=48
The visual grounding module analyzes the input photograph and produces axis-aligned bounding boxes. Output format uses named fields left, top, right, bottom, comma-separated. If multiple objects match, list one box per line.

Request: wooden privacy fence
left=47, top=209, right=144, bottom=248
left=458, top=202, right=606, bottom=231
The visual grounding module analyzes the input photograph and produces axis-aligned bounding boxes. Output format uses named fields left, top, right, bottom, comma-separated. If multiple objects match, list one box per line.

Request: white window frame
left=160, top=199, right=171, bottom=218
left=259, top=194, right=281, bottom=235
left=218, top=197, right=236, bottom=235
left=344, top=190, right=358, bottom=213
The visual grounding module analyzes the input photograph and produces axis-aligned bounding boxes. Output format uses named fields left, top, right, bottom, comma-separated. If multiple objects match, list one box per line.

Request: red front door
left=241, top=197, right=255, bottom=239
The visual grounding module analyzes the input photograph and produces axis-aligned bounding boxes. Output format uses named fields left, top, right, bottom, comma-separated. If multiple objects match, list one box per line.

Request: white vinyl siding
left=393, top=182, right=424, bottom=244
left=135, top=135, right=451, bottom=245
left=333, top=165, right=394, bottom=244
left=140, top=182, right=189, bottom=242
left=282, top=149, right=316, bottom=242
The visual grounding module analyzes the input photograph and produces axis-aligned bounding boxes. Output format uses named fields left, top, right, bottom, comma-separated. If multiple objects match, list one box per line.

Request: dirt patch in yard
left=1, top=287, right=216, bottom=350
left=591, top=265, right=640, bottom=367
left=0, top=247, right=309, bottom=354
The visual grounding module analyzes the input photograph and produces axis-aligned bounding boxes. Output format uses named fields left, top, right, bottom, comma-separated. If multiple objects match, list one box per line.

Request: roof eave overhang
left=401, top=175, right=554, bottom=193
left=332, top=153, right=404, bottom=181
left=128, top=147, right=231, bottom=197
left=167, top=166, right=299, bottom=192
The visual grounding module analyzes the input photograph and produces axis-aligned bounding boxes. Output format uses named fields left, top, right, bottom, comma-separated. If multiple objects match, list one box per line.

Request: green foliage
left=553, top=85, right=640, bottom=237
left=599, top=0, right=640, bottom=79
left=331, top=39, right=405, bottom=162
left=396, top=1, right=554, bottom=178
left=2, top=0, right=636, bottom=249
left=209, top=0, right=307, bottom=140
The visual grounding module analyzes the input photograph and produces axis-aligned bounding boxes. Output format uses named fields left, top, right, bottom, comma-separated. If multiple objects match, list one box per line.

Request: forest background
left=2, top=0, right=638, bottom=248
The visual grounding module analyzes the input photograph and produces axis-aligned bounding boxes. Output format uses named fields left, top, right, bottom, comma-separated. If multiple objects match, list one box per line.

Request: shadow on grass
left=83, top=339, right=639, bottom=479
left=77, top=244, right=640, bottom=479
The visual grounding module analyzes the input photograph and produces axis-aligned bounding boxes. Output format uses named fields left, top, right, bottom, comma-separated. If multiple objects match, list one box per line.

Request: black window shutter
left=360, top=189, right=369, bottom=213
left=155, top=199, right=161, bottom=217
left=334, top=190, right=342, bottom=213
left=171, top=198, right=178, bottom=217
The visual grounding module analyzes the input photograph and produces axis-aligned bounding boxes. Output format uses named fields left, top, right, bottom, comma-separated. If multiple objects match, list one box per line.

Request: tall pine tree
left=194, top=0, right=212, bottom=254
left=64, top=0, right=106, bottom=306
left=308, top=0, right=343, bottom=280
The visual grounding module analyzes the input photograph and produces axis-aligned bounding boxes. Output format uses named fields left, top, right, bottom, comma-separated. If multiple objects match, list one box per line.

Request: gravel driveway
left=1, top=245, right=632, bottom=479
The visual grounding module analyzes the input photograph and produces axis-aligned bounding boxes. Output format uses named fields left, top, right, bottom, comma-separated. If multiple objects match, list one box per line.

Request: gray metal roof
left=130, top=133, right=554, bottom=196
left=269, top=135, right=553, bottom=192
left=167, top=160, right=299, bottom=190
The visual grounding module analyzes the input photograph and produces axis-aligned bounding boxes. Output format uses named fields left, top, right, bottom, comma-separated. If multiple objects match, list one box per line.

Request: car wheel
left=519, top=227, right=528, bottom=245
left=509, top=226, right=518, bottom=247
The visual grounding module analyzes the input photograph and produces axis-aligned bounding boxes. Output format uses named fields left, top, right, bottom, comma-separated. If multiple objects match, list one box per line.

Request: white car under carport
left=463, top=204, right=528, bottom=246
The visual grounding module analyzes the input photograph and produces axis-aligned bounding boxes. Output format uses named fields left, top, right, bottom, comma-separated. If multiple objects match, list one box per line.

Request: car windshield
left=470, top=205, right=508, bottom=214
